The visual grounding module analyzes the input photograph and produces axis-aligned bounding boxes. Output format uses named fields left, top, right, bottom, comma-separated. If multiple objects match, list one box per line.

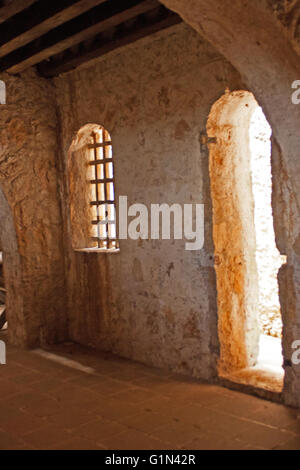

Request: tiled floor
left=0, top=338, right=300, bottom=450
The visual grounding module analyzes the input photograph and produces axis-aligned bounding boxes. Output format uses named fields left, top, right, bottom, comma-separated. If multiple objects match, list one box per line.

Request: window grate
left=89, top=130, right=117, bottom=250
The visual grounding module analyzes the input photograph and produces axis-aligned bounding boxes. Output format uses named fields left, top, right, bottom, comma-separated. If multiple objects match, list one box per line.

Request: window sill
left=74, top=248, right=120, bottom=254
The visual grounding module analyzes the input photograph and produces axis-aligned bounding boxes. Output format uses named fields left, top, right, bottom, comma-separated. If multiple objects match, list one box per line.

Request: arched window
left=68, top=124, right=118, bottom=252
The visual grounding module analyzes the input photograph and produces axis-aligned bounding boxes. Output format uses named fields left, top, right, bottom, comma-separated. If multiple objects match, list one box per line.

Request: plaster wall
left=55, top=23, right=244, bottom=380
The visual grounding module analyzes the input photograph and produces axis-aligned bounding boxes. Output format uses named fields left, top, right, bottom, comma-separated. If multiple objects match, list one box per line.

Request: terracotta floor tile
left=74, top=418, right=127, bottom=442
left=99, top=428, right=169, bottom=450
left=0, top=341, right=298, bottom=450
left=22, top=424, right=73, bottom=449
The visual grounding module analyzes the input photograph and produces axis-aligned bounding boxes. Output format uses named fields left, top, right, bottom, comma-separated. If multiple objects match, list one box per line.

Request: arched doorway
left=0, top=246, right=7, bottom=331
left=207, top=90, right=285, bottom=393
left=0, top=187, right=23, bottom=345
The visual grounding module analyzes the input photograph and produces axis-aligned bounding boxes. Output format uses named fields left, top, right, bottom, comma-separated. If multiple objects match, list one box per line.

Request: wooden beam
left=4, top=0, right=159, bottom=74
left=0, top=0, right=36, bottom=24
left=38, top=8, right=182, bottom=77
left=0, top=0, right=108, bottom=57
left=0, top=306, right=6, bottom=330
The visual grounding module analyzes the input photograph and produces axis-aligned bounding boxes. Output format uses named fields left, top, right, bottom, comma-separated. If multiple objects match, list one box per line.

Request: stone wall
left=269, top=0, right=300, bottom=45
left=0, top=69, right=67, bottom=347
left=55, top=23, right=244, bottom=381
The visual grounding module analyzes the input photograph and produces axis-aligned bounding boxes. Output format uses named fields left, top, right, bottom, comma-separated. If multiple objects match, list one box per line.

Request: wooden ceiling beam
left=0, top=0, right=107, bottom=57
left=2, top=0, right=159, bottom=74
left=0, top=0, right=36, bottom=24
left=38, top=7, right=182, bottom=77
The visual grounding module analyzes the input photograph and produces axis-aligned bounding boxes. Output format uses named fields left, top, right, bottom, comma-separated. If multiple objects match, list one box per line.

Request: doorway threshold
left=219, top=335, right=284, bottom=401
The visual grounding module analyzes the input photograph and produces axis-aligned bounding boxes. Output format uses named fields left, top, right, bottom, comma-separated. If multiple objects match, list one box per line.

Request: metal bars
left=88, top=129, right=117, bottom=249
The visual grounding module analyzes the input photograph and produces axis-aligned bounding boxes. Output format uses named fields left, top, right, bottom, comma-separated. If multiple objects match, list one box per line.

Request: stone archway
left=158, top=2, right=300, bottom=199
left=0, top=187, right=25, bottom=345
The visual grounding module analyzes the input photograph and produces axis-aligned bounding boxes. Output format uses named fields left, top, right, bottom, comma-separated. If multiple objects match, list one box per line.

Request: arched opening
left=0, top=244, right=7, bottom=331
left=207, top=90, right=285, bottom=393
left=249, top=107, right=286, bottom=379
left=0, top=187, right=23, bottom=345
left=68, top=123, right=118, bottom=252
